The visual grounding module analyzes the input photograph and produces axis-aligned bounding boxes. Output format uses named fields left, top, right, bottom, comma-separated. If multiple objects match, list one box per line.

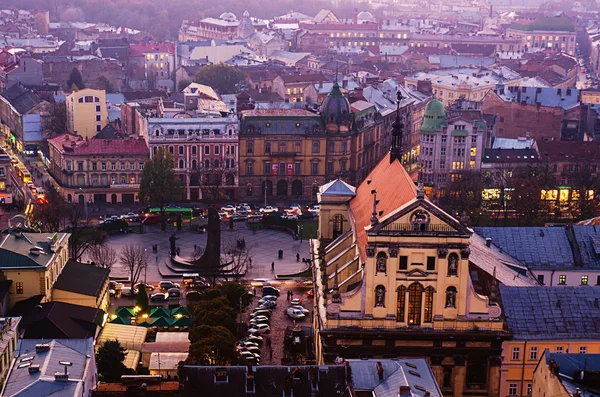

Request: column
left=453, top=355, right=467, bottom=397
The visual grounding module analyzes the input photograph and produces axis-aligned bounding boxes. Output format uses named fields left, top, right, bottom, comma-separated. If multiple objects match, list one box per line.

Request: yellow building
left=499, top=286, right=600, bottom=397
left=0, top=230, right=70, bottom=309
left=66, top=88, right=109, bottom=139
left=580, top=88, right=600, bottom=105
left=52, top=260, right=111, bottom=312
left=312, top=110, right=539, bottom=397
left=531, top=349, right=600, bottom=397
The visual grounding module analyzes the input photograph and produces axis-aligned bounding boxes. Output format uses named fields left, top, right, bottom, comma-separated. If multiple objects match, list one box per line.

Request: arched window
left=376, top=252, right=387, bottom=274
left=295, top=142, right=302, bottom=153
left=375, top=285, right=385, bottom=307
left=192, top=159, right=197, bottom=169
left=396, top=286, right=406, bottom=322
left=448, top=253, right=459, bottom=276
left=424, top=287, right=434, bottom=323
left=214, top=159, right=219, bottom=168
left=279, top=142, right=287, bottom=152
left=407, top=283, right=423, bottom=325
left=178, top=159, right=184, bottom=169
left=333, top=214, right=344, bottom=239
left=225, top=173, right=235, bottom=186
left=265, top=142, right=271, bottom=153
left=204, top=159, right=210, bottom=168
left=445, top=286, right=457, bottom=308
left=291, top=180, right=303, bottom=196
left=276, top=180, right=288, bottom=196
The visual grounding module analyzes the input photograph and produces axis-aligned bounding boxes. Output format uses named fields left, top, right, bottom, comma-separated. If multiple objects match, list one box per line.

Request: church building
left=311, top=101, right=539, bottom=397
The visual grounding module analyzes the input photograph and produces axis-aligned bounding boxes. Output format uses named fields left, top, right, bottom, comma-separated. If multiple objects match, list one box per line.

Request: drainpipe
left=550, top=270, right=555, bottom=286
left=519, top=340, right=527, bottom=397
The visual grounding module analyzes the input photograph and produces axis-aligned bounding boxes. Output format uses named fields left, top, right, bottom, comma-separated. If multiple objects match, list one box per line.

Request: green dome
left=321, top=82, right=351, bottom=125
left=420, top=99, right=446, bottom=133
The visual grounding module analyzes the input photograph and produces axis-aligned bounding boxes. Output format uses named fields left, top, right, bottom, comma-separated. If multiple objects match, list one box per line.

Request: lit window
left=558, top=275, right=566, bottom=285
left=16, top=282, right=23, bottom=294
left=582, top=275, right=589, bottom=285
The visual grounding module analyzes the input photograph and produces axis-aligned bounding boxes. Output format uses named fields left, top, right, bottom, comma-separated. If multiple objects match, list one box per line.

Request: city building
left=47, top=134, right=148, bottom=205
left=532, top=349, right=600, bottom=397
left=271, top=74, right=326, bottom=103
left=2, top=338, right=97, bottom=397
left=405, top=67, right=521, bottom=107
left=475, top=226, right=600, bottom=287
left=65, top=88, right=109, bottom=139
left=313, top=109, right=538, bottom=397
left=506, top=13, right=576, bottom=56
left=419, top=99, right=491, bottom=191
left=0, top=230, right=70, bottom=309
left=178, top=12, right=267, bottom=42
left=482, top=86, right=584, bottom=141
left=498, top=286, right=600, bottom=397
left=0, top=83, right=48, bottom=154
left=0, top=149, right=14, bottom=205
left=129, top=44, right=176, bottom=90
left=2, top=55, right=43, bottom=88
left=144, top=84, right=239, bottom=201
left=51, top=260, right=110, bottom=312
left=0, top=317, right=20, bottom=387
left=40, top=55, right=125, bottom=92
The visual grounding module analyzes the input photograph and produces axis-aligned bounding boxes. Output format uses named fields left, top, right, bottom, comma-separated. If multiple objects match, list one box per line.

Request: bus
left=149, top=207, right=193, bottom=219
left=21, top=170, right=31, bottom=183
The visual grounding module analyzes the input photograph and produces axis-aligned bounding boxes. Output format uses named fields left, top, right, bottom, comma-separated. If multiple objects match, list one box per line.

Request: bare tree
left=119, top=244, right=149, bottom=288
left=221, top=236, right=253, bottom=281
left=88, top=244, right=118, bottom=270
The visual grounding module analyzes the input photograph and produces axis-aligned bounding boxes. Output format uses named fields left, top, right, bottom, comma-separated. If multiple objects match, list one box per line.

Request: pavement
left=94, top=221, right=311, bottom=284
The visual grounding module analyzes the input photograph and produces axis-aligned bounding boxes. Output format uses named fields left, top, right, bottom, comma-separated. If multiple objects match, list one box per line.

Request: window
left=278, top=162, right=285, bottom=175
left=214, top=146, right=219, bottom=155
left=111, top=162, right=116, bottom=170
left=179, top=160, right=184, bottom=168
left=312, top=141, right=320, bottom=153
left=192, top=146, right=197, bottom=155
left=512, top=347, right=520, bottom=360
left=526, top=384, right=532, bottom=396
left=508, top=384, right=518, bottom=396
left=424, top=287, right=434, bottom=323
left=581, top=275, right=588, bottom=285
left=558, top=275, right=566, bottom=285
left=407, top=283, right=423, bottom=325
left=168, top=146, right=174, bottom=154
left=399, top=256, right=408, bottom=270
left=96, top=105, right=101, bottom=112
left=16, top=282, right=23, bottom=294
left=426, top=256, right=435, bottom=271
left=447, top=253, right=458, bottom=276
left=120, top=162, right=126, bottom=170
left=328, top=142, right=335, bottom=153
left=92, top=162, right=97, bottom=171
left=179, top=146, right=184, bottom=155
left=396, top=286, right=406, bottom=322
left=78, top=162, right=83, bottom=171
left=246, top=162, right=254, bottom=175
left=295, top=142, right=301, bottom=153
left=96, top=114, right=101, bottom=122
left=101, top=162, right=107, bottom=171
left=205, top=146, right=210, bottom=155
left=265, top=142, right=271, bottom=153
left=327, top=161, right=334, bottom=174
left=537, top=274, right=545, bottom=285
left=311, top=162, right=319, bottom=175
left=580, top=346, right=587, bottom=354
left=556, top=346, right=563, bottom=353
left=264, top=161, right=271, bottom=175
left=96, top=124, right=101, bottom=132
left=529, top=347, right=538, bottom=361
left=139, top=162, right=144, bottom=170
left=294, top=162, right=301, bottom=175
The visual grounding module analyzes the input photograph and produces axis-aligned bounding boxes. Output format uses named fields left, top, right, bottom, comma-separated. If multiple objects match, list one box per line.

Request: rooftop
left=500, top=286, right=600, bottom=340
left=509, top=13, right=575, bottom=32
left=496, top=86, right=580, bottom=110
left=0, top=83, right=43, bottom=115
left=47, top=134, right=149, bottom=156
left=52, top=261, right=109, bottom=297
left=0, top=231, right=69, bottom=270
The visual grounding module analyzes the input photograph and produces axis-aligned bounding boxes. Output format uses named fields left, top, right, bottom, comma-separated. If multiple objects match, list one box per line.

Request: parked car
left=109, top=281, right=124, bottom=291
left=237, top=203, right=251, bottom=212
left=167, top=288, right=181, bottom=299
left=26, top=181, right=34, bottom=188
left=244, top=334, right=263, bottom=345
left=258, top=301, right=276, bottom=309
left=250, top=310, right=271, bottom=319
left=133, top=283, right=154, bottom=291
left=221, top=204, right=236, bottom=212
left=249, top=315, right=270, bottom=324
left=231, top=213, right=248, bottom=222
left=242, top=345, right=261, bottom=355
left=248, top=324, right=271, bottom=334
left=258, top=296, right=276, bottom=305
left=159, top=281, right=180, bottom=290
left=286, top=308, right=306, bottom=320
left=290, top=305, right=309, bottom=315
left=239, top=350, right=260, bottom=361
left=120, top=212, right=137, bottom=220
left=120, top=287, right=137, bottom=297
left=150, top=292, right=169, bottom=302
left=262, top=286, right=280, bottom=297
left=259, top=206, right=278, bottom=213
left=186, top=290, right=203, bottom=301
left=282, top=214, right=298, bottom=220
left=308, top=205, right=320, bottom=214
left=290, top=298, right=302, bottom=306
left=236, top=341, right=260, bottom=350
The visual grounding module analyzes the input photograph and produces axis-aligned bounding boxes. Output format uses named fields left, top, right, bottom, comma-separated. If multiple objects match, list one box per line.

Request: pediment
left=405, top=268, right=429, bottom=277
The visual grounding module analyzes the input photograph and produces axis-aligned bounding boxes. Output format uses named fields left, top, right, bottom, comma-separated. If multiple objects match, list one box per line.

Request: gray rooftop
left=492, top=137, right=534, bottom=149
left=0, top=232, right=69, bottom=269
left=346, top=358, right=442, bottom=397
left=496, top=86, right=580, bottom=110
left=3, top=338, right=95, bottom=397
left=0, top=84, right=43, bottom=115
left=320, top=179, right=356, bottom=197
left=499, top=286, right=600, bottom=340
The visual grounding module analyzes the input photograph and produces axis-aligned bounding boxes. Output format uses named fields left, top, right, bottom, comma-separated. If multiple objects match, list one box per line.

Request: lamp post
left=79, top=187, right=88, bottom=224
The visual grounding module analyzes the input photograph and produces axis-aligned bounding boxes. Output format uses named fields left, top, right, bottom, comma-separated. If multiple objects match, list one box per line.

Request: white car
left=259, top=206, right=278, bottom=213
left=236, top=341, right=259, bottom=350
left=237, top=203, right=251, bottom=212
left=26, top=181, right=34, bottom=188
left=286, top=308, right=306, bottom=320
left=290, top=298, right=302, bottom=306
left=120, top=212, right=137, bottom=219
left=290, top=305, right=309, bottom=315
left=308, top=205, right=320, bottom=214
left=282, top=214, right=298, bottom=220
left=221, top=204, right=236, bottom=212
left=239, top=350, right=260, bottom=360
left=249, top=315, right=270, bottom=323
left=248, top=323, right=270, bottom=334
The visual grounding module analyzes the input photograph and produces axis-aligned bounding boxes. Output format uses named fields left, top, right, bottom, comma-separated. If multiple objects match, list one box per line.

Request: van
left=262, top=286, right=280, bottom=297
left=120, top=287, right=137, bottom=297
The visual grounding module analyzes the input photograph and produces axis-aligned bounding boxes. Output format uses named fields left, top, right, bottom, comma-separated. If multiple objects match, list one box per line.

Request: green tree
left=186, top=325, right=236, bottom=365
left=65, top=205, right=107, bottom=260
left=96, top=340, right=129, bottom=381
left=194, top=63, right=247, bottom=94
left=138, top=147, right=183, bottom=231
left=31, top=187, right=67, bottom=232
left=67, top=67, right=85, bottom=90
left=178, top=79, right=191, bottom=92
left=34, top=13, right=48, bottom=34
left=441, top=170, right=485, bottom=225
left=135, top=284, right=149, bottom=314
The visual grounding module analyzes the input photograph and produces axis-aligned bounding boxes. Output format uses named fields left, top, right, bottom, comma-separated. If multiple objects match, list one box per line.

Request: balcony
left=269, top=152, right=297, bottom=158
left=110, top=184, right=140, bottom=189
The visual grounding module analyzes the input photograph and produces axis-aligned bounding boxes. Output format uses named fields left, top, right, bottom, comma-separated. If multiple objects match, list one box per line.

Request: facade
left=499, top=286, right=600, bottom=397
left=482, top=86, right=583, bottom=141
left=47, top=134, right=149, bottom=205
left=3, top=55, right=43, bottom=88
left=66, top=88, right=109, bottom=139
left=506, top=13, right=576, bottom=56
left=52, top=260, right=111, bottom=312
left=313, top=115, right=539, bottom=397
left=178, top=12, right=266, bottom=42
left=0, top=231, right=70, bottom=309
left=419, top=99, right=488, bottom=190
left=0, top=317, right=20, bottom=387
left=532, top=350, right=600, bottom=397
left=129, top=44, right=175, bottom=90
left=41, top=55, right=125, bottom=92
left=144, top=84, right=239, bottom=201
left=272, top=74, right=326, bottom=103
left=0, top=149, right=13, bottom=205
left=2, top=338, right=97, bottom=397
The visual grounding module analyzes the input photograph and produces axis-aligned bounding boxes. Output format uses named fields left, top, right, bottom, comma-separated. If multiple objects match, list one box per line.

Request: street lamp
left=79, top=187, right=88, bottom=224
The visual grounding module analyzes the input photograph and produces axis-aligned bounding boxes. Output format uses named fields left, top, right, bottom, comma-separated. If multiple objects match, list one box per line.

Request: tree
left=138, top=147, right=183, bottom=231
left=119, top=244, right=149, bottom=289
left=135, top=284, right=149, bottom=314
left=510, top=164, right=556, bottom=225
left=67, top=67, right=85, bottom=91
left=30, top=187, right=67, bottom=232
left=187, top=329, right=236, bottom=365
left=66, top=205, right=107, bottom=260
left=96, top=340, right=129, bottom=381
left=44, top=102, right=67, bottom=136
left=194, top=63, right=248, bottom=94
left=221, top=238, right=252, bottom=281
left=97, top=75, right=114, bottom=93
left=441, top=170, right=485, bottom=225
left=192, top=160, right=236, bottom=202
left=88, top=244, right=117, bottom=269
left=178, top=79, right=192, bottom=92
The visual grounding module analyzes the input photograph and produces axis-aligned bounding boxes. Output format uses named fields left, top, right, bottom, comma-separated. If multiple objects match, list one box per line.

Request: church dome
left=242, top=10, right=250, bottom=17
left=321, top=82, right=351, bottom=126
left=420, top=99, right=446, bottom=132
left=357, top=11, right=374, bottom=19
left=219, top=12, right=237, bottom=21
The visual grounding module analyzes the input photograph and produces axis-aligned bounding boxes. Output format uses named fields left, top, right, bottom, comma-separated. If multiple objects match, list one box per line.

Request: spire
left=370, top=190, right=378, bottom=226
left=389, top=90, right=404, bottom=163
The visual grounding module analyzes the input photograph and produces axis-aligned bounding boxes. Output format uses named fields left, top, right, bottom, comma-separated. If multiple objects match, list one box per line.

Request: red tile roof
left=349, top=153, right=417, bottom=259
left=130, top=43, right=175, bottom=56
left=48, top=134, right=149, bottom=156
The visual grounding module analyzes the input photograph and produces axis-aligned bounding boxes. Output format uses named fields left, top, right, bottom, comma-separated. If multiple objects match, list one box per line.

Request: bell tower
left=317, top=179, right=356, bottom=243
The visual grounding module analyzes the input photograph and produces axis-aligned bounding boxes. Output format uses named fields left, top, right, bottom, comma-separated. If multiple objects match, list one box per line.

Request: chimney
left=376, top=361, right=384, bottom=380
left=399, top=386, right=412, bottom=397
left=485, top=238, right=492, bottom=247
left=354, top=8, right=358, bottom=24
